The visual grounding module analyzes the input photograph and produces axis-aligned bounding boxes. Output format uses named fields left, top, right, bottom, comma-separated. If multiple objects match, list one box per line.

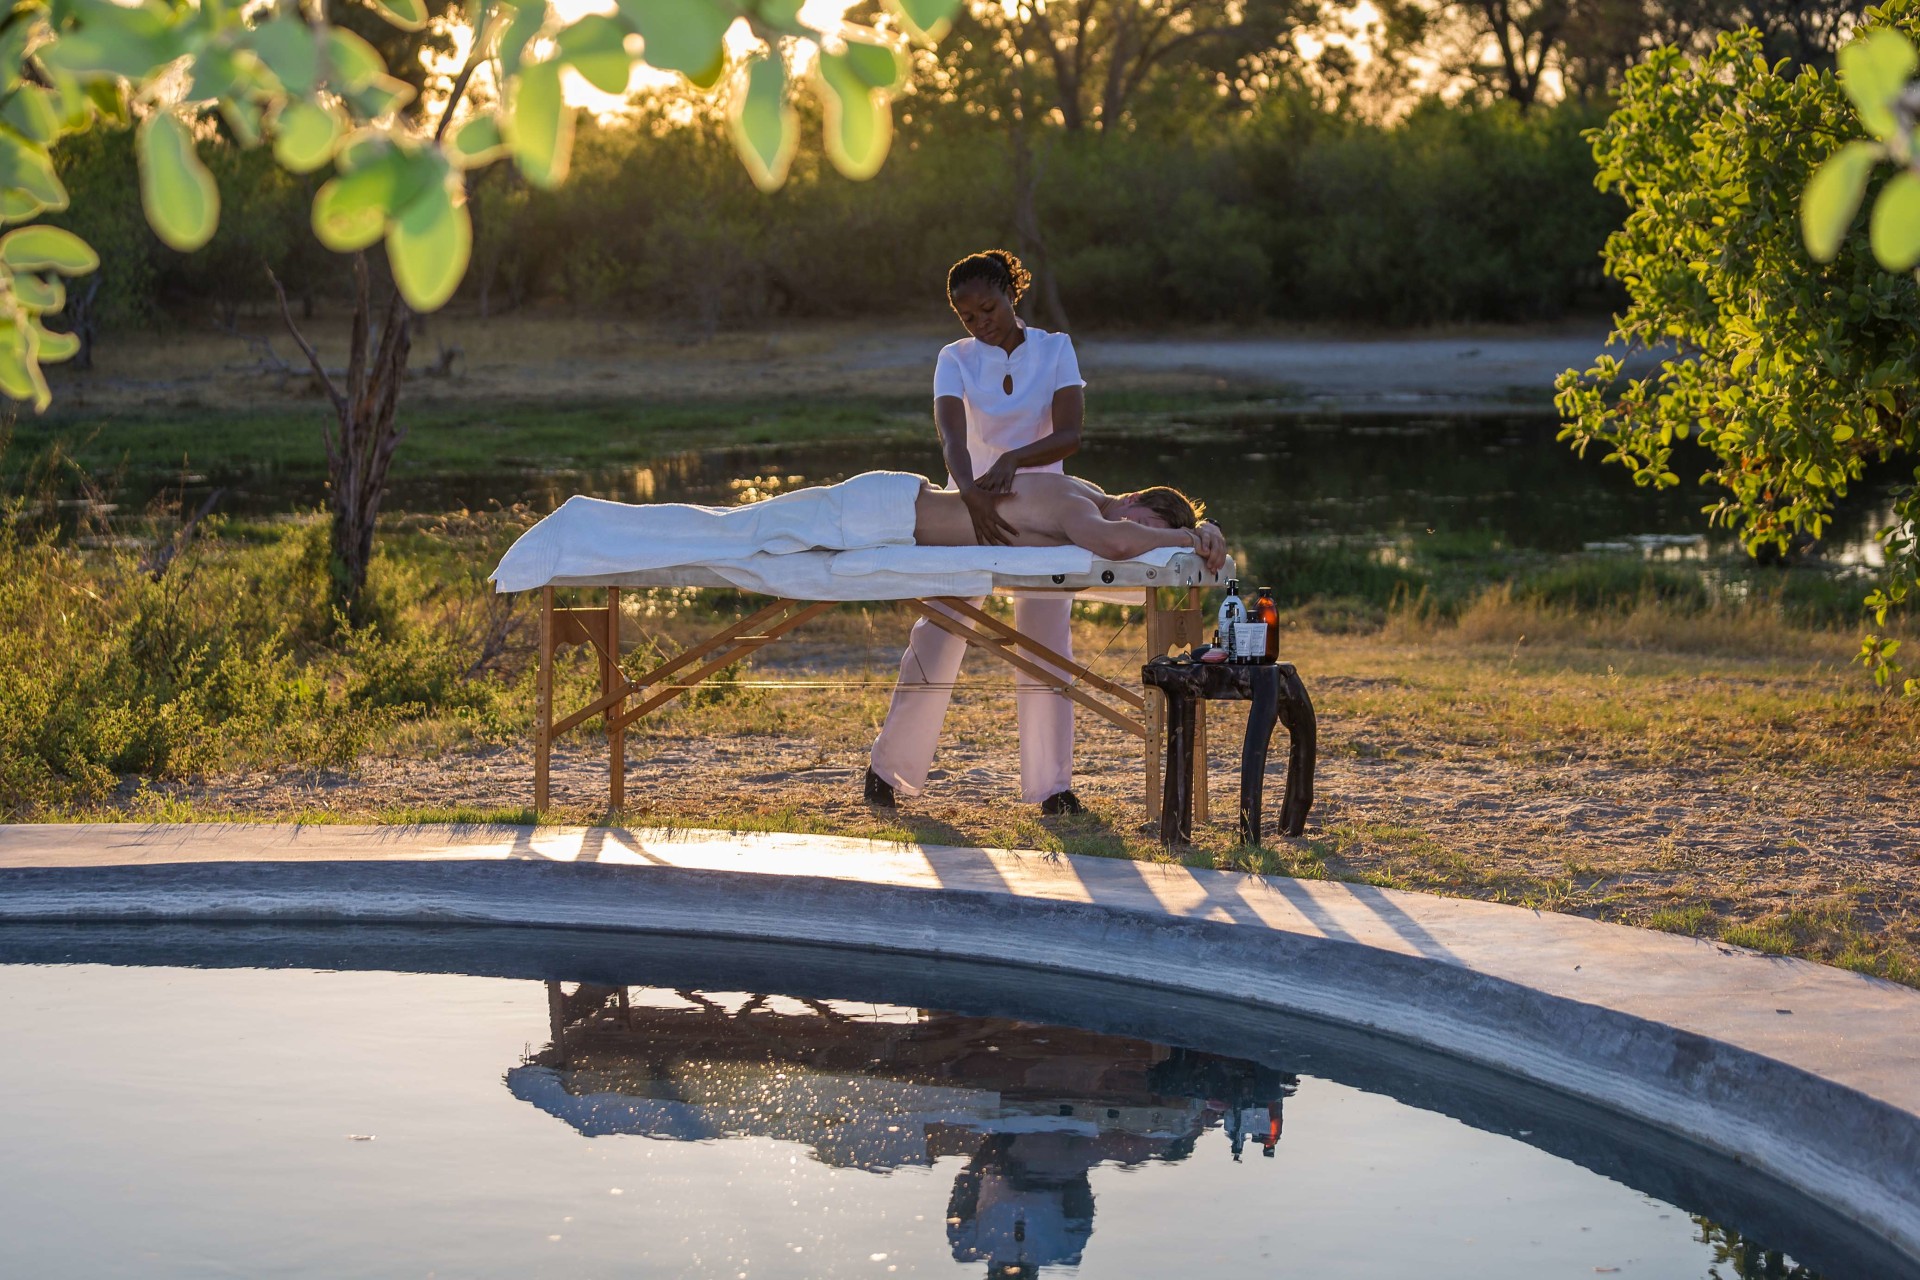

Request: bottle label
left=1235, top=623, right=1267, bottom=662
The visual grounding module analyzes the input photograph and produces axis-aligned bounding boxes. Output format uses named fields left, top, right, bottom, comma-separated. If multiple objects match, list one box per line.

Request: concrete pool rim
left=2, top=820, right=1917, bottom=1267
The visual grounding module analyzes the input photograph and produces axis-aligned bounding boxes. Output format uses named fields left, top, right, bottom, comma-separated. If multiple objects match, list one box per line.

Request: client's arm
left=1058, top=499, right=1228, bottom=571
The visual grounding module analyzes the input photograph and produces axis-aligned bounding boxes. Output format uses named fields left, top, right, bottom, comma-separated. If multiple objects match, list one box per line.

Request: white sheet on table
left=690, top=544, right=1183, bottom=601
left=489, top=471, right=923, bottom=594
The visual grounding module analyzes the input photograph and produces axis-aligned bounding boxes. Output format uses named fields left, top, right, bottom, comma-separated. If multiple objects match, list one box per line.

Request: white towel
left=491, top=471, right=923, bottom=593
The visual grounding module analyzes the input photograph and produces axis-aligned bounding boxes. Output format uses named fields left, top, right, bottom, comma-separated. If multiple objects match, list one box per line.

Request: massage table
left=520, top=550, right=1234, bottom=819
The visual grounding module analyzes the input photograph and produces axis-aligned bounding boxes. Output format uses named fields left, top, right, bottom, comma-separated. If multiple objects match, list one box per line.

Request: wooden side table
left=1140, top=659, right=1317, bottom=847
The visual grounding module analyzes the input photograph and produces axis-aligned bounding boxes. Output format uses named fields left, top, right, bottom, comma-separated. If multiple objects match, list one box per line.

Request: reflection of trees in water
left=1697, top=1217, right=1822, bottom=1279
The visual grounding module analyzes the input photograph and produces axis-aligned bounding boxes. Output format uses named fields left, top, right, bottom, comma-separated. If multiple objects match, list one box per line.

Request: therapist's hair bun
left=947, top=250, right=1030, bottom=304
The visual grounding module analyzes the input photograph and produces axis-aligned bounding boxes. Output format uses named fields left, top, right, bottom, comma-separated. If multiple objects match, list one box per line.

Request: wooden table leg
left=536, top=586, right=554, bottom=814
left=605, top=587, right=624, bottom=815
left=1160, top=689, right=1197, bottom=846
left=1239, top=666, right=1281, bottom=847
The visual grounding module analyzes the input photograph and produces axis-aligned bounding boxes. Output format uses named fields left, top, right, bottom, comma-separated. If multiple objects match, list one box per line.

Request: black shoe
left=863, top=767, right=897, bottom=809
left=1040, top=789, right=1084, bottom=817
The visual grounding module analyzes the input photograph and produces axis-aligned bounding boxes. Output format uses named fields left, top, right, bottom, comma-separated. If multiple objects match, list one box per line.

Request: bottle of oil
left=1251, top=587, right=1279, bottom=663
left=1234, top=587, right=1268, bottom=664
left=1216, top=580, right=1245, bottom=660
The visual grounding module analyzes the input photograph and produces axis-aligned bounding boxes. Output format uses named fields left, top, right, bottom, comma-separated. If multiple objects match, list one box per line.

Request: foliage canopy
left=1555, top=11, right=1920, bottom=690
left=0, top=0, right=959, bottom=408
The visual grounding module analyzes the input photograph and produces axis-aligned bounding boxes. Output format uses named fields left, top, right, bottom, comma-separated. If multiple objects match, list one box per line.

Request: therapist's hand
left=974, top=455, right=1020, bottom=494
left=961, top=484, right=1016, bottom=546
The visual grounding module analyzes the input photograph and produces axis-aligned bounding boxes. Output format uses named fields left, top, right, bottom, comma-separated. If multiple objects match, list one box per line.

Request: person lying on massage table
left=863, top=472, right=1226, bottom=816
left=910, top=472, right=1226, bottom=572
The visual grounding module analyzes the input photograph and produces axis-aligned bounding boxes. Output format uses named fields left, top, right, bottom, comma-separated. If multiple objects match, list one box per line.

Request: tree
left=1800, top=5, right=1920, bottom=687
left=1367, top=0, right=1864, bottom=110
left=1554, top=15, right=1920, bottom=692
left=1, top=0, right=960, bottom=615
left=924, top=0, right=1312, bottom=135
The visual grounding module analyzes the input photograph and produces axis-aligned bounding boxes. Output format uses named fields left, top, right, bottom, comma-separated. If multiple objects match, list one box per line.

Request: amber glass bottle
left=1252, top=587, right=1279, bottom=663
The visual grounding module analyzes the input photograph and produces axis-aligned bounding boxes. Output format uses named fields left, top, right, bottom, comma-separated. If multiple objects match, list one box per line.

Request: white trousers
left=870, top=595, right=1075, bottom=803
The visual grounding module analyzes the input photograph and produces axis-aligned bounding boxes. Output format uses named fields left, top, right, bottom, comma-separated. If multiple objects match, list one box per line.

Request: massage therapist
left=864, top=250, right=1089, bottom=816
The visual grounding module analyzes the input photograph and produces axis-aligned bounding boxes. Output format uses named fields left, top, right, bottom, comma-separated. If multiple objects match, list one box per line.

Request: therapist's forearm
left=995, top=426, right=1082, bottom=471
left=935, top=397, right=978, bottom=488
left=993, top=387, right=1084, bottom=472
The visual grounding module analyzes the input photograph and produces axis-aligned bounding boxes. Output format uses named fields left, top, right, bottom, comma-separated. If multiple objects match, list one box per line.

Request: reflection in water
left=511, top=983, right=1300, bottom=1275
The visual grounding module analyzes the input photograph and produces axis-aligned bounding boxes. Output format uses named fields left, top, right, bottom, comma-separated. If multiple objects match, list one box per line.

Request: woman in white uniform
left=866, top=250, right=1088, bottom=815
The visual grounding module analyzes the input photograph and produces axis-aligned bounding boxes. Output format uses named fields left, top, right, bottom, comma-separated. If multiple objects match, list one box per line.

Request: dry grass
left=86, top=588, right=1920, bottom=986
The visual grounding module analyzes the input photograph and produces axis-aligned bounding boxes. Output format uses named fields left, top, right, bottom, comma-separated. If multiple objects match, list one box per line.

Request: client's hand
left=962, top=485, right=1016, bottom=546
left=974, top=456, right=1020, bottom=493
left=1192, top=523, right=1227, bottom=574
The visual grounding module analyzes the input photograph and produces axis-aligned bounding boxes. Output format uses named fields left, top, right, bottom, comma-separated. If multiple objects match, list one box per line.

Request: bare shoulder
left=1012, top=473, right=1102, bottom=501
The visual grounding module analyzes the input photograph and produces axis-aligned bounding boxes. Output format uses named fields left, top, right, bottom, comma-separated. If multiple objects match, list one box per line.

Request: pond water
left=137, top=414, right=1901, bottom=565
left=0, top=926, right=1899, bottom=1279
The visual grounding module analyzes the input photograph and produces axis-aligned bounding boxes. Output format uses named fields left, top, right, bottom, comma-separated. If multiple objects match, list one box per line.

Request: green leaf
left=448, top=113, right=508, bottom=167
left=840, top=37, right=903, bottom=90
left=187, top=47, right=247, bottom=103
left=33, top=323, right=79, bottom=363
left=368, top=0, right=430, bottom=33
left=325, top=27, right=387, bottom=91
left=312, top=170, right=391, bottom=252
left=0, top=225, right=98, bottom=274
left=137, top=112, right=219, bottom=252
left=816, top=49, right=891, bottom=180
left=1, top=87, right=63, bottom=145
left=882, top=0, right=959, bottom=43
left=386, top=177, right=471, bottom=311
left=250, top=17, right=322, bottom=97
left=752, top=0, right=807, bottom=35
left=346, top=73, right=417, bottom=119
left=1834, top=423, right=1856, bottom=443
left=0, top=190, right=41, bottom=223
left=85, top=79, right=129, bottom=128
left=1869, top=169, right=1920, bottom=270
left=508, top=59, right=573, bottom=188
left=615, top=0, right=732, bottom=80
left=335, top=129, right=393, bottom=173
left=219, top=95, right=264, bottom=148
left=0, top=317, right=48, bottom=409
left=10, top=271, right=64, bottom=311
left=0, top=135, right=67, bottom=215
left=0, top=18, right=32, bottom=95
left=557, top=14, right=632, bottom=94
left=1802, top=140, right=1881, bottom=262
left=273, top=99, right=340, bottom=174
left=36, top=27, right=177, bottom=81
left=496, top=0, right=549, bottom=81
left=1839, top=30, right=1918, bottom=140
left=729, top=53, right=794, bottom=192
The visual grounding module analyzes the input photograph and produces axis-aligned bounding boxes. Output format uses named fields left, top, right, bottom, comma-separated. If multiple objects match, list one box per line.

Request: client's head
left=1112, top=486, right=1203, bottom=530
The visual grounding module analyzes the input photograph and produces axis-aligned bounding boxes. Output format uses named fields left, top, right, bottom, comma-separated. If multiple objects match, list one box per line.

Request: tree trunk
left=1010, top=21, right=1071, bottom=332
left=273, top=254, right=412, bottom=623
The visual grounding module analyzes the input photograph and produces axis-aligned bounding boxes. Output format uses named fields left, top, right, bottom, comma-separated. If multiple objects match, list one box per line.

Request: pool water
left=0, top=928, right=1888, bottom=1278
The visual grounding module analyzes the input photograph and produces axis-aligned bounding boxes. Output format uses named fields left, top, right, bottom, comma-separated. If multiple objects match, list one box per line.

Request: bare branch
left=267, top=268, right=347, bottom=432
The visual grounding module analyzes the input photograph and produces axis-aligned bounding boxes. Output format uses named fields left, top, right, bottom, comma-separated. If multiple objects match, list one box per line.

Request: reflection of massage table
left=519, top=549, right=1233, bottom=818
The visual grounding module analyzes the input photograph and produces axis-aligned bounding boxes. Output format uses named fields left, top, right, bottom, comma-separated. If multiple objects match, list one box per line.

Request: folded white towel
left=491, top=470, right=924, bottom=593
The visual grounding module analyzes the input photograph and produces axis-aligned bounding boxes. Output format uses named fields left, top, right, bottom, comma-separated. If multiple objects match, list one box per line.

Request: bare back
left=913, top=474, right=1106, bottom=547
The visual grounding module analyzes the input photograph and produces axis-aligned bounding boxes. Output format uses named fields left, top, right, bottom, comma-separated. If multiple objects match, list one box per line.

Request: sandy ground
left=182, top=654, right=1919, bottom=949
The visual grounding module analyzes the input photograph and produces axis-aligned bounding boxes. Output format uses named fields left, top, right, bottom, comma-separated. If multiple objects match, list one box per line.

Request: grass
left=6, top=317, right=1917, bottom=988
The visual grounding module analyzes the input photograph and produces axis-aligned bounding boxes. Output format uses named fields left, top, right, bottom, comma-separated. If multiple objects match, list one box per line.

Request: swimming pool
left=0, top=925, right=1900, bottom=1278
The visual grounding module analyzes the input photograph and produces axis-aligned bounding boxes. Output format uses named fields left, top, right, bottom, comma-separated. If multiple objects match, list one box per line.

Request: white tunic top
left=933, top=326, right=1085, bottom=477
